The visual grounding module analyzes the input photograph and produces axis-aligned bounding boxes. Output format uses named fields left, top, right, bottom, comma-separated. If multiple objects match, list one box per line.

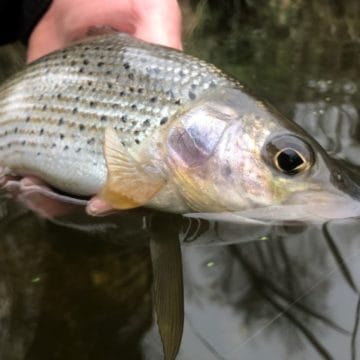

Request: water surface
left=0, top=1, right=359, bottom=359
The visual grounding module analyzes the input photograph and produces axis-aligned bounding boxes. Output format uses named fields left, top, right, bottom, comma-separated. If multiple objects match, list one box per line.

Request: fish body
left=0, top=35, right=232, bottom=209
left=0, top=34, right=359, bottom=221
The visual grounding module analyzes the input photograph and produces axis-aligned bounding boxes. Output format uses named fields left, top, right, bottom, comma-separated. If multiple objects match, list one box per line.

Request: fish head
left=165, top=87, right=360, bottom=223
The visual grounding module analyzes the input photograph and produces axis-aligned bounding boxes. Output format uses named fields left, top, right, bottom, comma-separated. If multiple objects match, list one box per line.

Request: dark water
left=0, top=1, right=360, bottom=359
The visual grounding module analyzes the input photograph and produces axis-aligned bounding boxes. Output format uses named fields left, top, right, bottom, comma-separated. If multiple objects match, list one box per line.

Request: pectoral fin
left=149, top=214, right=184, bottom=360
left=101, top=128, right=164, bottom=209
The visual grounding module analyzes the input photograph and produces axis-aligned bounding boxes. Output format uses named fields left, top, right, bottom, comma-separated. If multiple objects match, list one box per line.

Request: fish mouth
left=185, top=161, right=360, bottom=225
left=185, top=190, right=360, bottom=225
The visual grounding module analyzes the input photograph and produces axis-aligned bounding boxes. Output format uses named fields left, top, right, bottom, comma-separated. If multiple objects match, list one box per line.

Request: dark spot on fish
left=135, top=139, right=140, bottom=144
left=131, top=104, right=137, bottom=110
left=83, top=59, right=89, bottom=65
left=138, top=88, right=144, bottom=94
left=79, top=124, right=85, bottom=131
left=60, top=134, right=65, bottom=140
left=134, top=130, right=139, bottom=136
left=76, top=148, right=81, bottom=153
left=25, top=116, right=30, bottom=123
left=222, top=165, right=232, bottom=177
left=112, top=103, right=118, bottom=109
left=89, top=101, right=95, bottom=107
left=100, top=115, right=107, bottom=122
left=64, top=145, right=69, bottom=150
left=174, top=99, right=181, bottom=105
left=88, top=80, right=93, bottom=86
left=38, top=95, right=43, bottom=100
left=107, top=82, right=113, bottom=89
left=143, top=119, right=150, bottom=127
left=57, top=93, right=62, bottom=99
left=79, top=67, right=84, bottom=73
left=72, top=107, right=78, bottom=114
left=121, top=115, right=127, bottom=123
left=150, top=96, right=157, bottom=103
left=179, top=70, right=185, bottom=77
left=209, top=81, right=216, bottom=88
left=123, top=62, right=130, bottom=70
left=42, top=105, right=47, bottom=111
left=89, top=71, right=93, bottom=76
left=80, top=53, right=85, bottom=58
left=14, top=127, right=18, bottom=133
left=129, top=87, right=134, bottom=93
left=106, top=70, right=112, bottom=75
left=75, top=96, right=80, bottom=102
left=51, top=143, right=56, bottom=148
left=97, top=62, right=104, bottom=67
left=62, top=54, right=68, bottom=59
left=119, top=91, right=125, bottom=96
left=166, top=90, right=175, bottom=99
left=160, top=117, right=168, bottom=125
left=87, top=138, right=95, bottom=145
left=70, top=60, right=76, bottom=66
left=58, top=118, right=64, bottom=126
left=188, top=91, right=196, bottom=100
left=132, top=120, right=137, bottom=126
left=107, top=47, right=113, bottom=51
left=37, top=152, right=40, bottom=156
left=84, top=47, right=89, bottom=51
left=95, top=46, right=100, bottom=50
left=121, top=140, right=126, bottom=146
left=7, top=143, right=11, bottom=148
left=128, top=73, right=134, bottom=80
left=92, top=88, right=96, bottom=92
left=21, top=140, right=26, bottom=146
left=40, top=128, right=44, bottom=135
left=191, top=83, right=197, bottom=90
left=153, top=67, right=160, bottom=74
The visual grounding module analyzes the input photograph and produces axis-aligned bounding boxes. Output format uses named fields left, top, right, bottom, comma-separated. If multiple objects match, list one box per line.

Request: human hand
left=27, top=0, right=182, bottom=63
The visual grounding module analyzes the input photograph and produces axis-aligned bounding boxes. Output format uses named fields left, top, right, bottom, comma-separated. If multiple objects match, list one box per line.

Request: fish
left=0, top=32, right=359, bottom=222
left=0, top=33, right=359, bottom=360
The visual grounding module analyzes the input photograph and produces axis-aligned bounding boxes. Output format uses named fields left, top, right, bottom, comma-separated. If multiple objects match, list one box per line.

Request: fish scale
left=0, top=34, right=236, bottom=196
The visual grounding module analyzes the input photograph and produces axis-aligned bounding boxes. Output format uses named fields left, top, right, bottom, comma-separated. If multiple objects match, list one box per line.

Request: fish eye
left=263, top=135, right=314, bottom=176
left=275, top=148, right=307, bottom=174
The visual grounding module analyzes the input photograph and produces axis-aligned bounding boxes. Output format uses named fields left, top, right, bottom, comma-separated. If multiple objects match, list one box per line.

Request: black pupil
left=277, top=149, right=304, bottom=174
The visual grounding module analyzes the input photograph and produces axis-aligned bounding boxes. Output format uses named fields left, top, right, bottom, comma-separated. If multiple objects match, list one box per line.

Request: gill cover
left=166, top=101, right=229, bottom=211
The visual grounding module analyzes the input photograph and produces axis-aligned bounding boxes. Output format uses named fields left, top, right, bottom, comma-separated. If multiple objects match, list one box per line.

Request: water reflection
left=179, top=221, right=360, bottom=360
left=1, top=201, right=359, bottom=359
left=294, top=102, right=360, bottom=165
left=0, top=0, right=359, bottom=359
left=0, top=201, right=154, bottom=360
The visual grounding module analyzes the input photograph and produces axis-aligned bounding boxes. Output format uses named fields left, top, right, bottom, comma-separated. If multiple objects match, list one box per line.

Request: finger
left=27, top=0, right=183, bottom=62
left=133, top=0, right=183, bottom=50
